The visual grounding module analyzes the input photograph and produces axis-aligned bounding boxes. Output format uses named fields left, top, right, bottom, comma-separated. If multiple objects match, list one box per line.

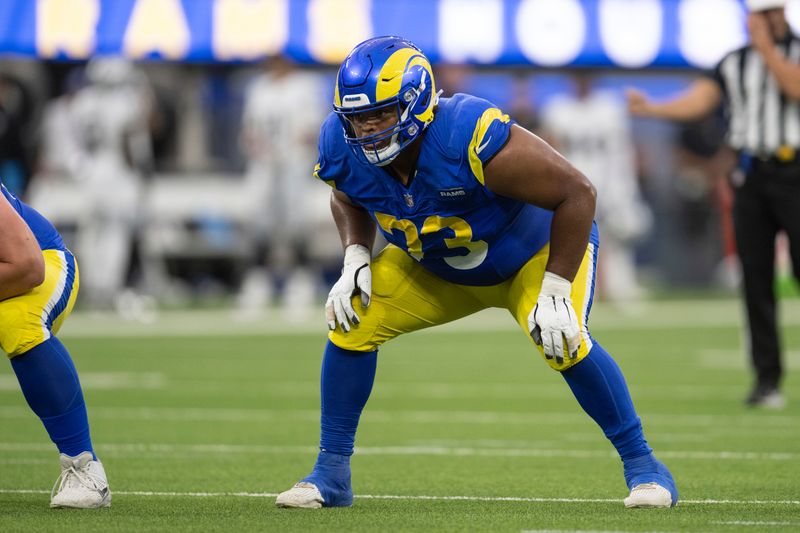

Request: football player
left=1, top=183, right=110, bottom=508
left=276, top=37, right=677, bottom=509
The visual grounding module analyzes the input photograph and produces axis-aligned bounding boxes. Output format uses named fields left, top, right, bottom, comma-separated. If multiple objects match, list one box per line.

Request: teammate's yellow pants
left=0, top=249, right=79, bottom=358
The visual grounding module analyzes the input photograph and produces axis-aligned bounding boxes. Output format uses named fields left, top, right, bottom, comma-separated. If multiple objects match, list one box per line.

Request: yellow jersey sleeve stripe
left=468, top=108, right=510, bottom=185
left=314, top=163, right=337, bottom=189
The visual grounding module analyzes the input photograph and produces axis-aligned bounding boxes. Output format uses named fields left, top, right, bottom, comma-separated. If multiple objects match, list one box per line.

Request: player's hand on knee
left=528, top=272, right=581, bottom=365
left=325, top=244, right=372, bottom=332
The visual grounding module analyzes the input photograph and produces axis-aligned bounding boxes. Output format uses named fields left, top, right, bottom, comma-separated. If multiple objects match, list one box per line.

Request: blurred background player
left=68, top=58, right=155, bottom=314
left=541, top=72, right=651, bottom=304
left=1, top=182, right=110, bottom=508
left=237, top=54, right=337, bottom=318
left=627, top=0, right=799, bottom=408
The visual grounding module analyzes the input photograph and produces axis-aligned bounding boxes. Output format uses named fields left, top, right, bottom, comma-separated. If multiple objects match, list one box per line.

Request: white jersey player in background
left=541, top=73, right=652, bottom=303
left=68, top=58, right=155, bottom=314
left=237, top=54, right=337, bottom=317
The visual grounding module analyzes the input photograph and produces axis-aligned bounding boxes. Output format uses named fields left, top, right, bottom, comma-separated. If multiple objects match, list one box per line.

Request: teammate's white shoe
left=624, top=482, right=673, bottom=508
left=50, top=452, right=111, bottom=509
left=275, top=482, right=324, bottom=508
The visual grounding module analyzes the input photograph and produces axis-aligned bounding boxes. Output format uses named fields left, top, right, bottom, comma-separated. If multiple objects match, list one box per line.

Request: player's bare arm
left=0, top=194, right=45, bottom=300
left=331, top=189, right=376, bottom=252
left=326, top=189, right=376, bottom=332
left=626, top=78, right=722, bottom=121
left=483, top=124, right=595, bottom=282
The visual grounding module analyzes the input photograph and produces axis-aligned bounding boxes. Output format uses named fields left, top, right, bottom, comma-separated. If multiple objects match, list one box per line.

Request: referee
left=627, top=0, right=799, bottom=408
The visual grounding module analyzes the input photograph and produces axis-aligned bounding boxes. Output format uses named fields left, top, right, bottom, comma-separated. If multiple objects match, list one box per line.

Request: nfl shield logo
left=404, top=193, right=414, bottom=207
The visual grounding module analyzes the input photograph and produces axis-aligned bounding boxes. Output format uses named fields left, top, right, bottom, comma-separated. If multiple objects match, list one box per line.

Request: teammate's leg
left=277, top=245, right=485, bottom=508
left=11, top=337, right=94, bottom=458
left=2, top=250, right=109, bottom=508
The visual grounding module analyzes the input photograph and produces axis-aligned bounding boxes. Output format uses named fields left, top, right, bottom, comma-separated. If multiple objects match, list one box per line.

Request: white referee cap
left=746, top=0, right=786, bottom=11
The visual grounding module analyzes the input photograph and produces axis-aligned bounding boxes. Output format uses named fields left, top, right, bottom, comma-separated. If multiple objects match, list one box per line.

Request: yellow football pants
left=0, top=249, right=79, bottom=358
left=329, top=243, right=597, bottom=371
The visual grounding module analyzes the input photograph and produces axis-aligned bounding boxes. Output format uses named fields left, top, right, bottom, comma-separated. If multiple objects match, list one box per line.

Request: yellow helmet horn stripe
left=375, top=47, right=436, bottom=123
left=375, top=47, right=419, bottom=101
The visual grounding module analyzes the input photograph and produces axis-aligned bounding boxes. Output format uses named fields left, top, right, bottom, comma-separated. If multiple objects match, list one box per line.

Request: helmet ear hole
left=419, top=92, right=430, bottom=107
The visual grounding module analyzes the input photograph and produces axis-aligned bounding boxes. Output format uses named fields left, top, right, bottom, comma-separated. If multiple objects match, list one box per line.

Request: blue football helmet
left=334, top=36, right=439, bottom=166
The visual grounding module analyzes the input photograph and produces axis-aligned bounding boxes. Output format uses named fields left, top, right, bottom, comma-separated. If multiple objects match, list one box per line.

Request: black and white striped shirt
left=712, top=34, right=800, bottom=155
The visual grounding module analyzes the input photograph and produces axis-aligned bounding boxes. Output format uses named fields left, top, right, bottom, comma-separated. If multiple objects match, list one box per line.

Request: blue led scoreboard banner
left=0, top=0, right=795, bottom=68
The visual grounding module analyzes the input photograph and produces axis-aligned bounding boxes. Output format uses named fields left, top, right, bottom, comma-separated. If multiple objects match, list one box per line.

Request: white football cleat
left=275, top=482, right=324, bottom=509
left=624, top=482, right=673, bottom=508
left=50, top=452, right=111, bottom=509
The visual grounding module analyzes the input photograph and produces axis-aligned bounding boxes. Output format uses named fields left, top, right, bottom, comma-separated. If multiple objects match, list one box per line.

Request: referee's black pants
left=733, top=159, right=800, bottom=391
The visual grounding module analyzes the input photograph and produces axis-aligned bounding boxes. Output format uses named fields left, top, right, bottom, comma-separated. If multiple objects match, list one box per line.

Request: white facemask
left=363, top=133, right=402, bottom=166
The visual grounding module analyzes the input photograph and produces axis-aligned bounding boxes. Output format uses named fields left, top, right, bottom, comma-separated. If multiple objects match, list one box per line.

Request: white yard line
left=0, top=458, right=50, bottom=465
left=0, top=372, right=166, bottom=391
left=712, top=521, right=800, bottom=526
left=523, top=530, right=679, bottom=533
left=1, top=405, right=797, bottom=432
left=0, top=488, right=796, bottom=506
left=0, top=442, right=795, bottom=461
left=0, top=378, right=761, bottom=399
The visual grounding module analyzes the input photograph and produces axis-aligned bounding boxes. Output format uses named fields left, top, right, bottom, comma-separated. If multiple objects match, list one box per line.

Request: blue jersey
left=315, top=94, right=598, bottom=286
left=1, top=184, right=66, bottom=252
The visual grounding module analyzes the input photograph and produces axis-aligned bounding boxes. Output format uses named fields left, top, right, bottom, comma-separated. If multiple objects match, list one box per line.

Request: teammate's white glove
left=528, top=272, right=581, bottom=365
left=326, top=244, right=372, bottom=333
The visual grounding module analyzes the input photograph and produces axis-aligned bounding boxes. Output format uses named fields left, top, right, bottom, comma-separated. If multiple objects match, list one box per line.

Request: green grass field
left=1, top=299, right=798, bottom=532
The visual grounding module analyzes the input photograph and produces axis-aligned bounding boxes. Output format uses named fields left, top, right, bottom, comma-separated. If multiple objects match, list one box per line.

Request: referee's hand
left=625, top=88, right=651, bottom=117
left=748, top=13, right=773, bottom=55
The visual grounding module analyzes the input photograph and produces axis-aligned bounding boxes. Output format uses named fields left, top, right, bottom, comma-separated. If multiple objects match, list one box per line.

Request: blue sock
left=302, top=340, right=376, bottom=507
left=319, top=340, right=377, bottom=456
left=562, top=342, right=677, bottom=504
left=10, top=337, right=95, bottom=458
left=562, top=342, right=651, bottom=460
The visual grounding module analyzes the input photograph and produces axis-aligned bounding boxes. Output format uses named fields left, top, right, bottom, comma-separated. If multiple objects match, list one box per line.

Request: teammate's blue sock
left=304, top=340, right=376, bottom=506
left=562, top=342, right=678, bottom=504
left=10, top=337, right=95, bottom=459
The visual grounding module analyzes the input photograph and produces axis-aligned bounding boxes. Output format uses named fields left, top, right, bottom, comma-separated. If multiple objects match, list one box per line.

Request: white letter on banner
left=307, top=0, right=372, bottom=64
left=438, top=0, right=503, bottom=63
left=516, top=0, right=586, bottom=66
left=600, top=0, right=662, bottom=68
left=213, top=0, right=288, bottom=60
left=36, top=0, right=99, bottom=58
left=678, top=0, right=745, bottom=68
left=123, top=0, right=191, bottom=59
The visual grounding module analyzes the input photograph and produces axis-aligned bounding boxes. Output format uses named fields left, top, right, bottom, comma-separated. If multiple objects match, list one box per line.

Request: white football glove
left=326, top=244, right=372, bottom=333
left=528, top=271, right=581, bottom=365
